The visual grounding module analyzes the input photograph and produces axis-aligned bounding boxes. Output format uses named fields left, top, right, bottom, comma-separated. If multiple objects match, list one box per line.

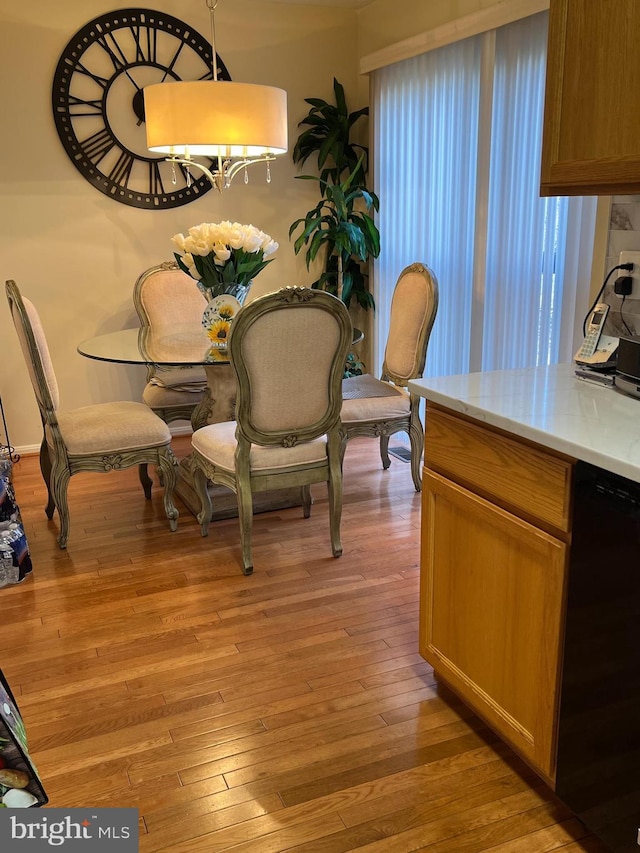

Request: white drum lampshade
left=144, top=81, right=288, bottom=159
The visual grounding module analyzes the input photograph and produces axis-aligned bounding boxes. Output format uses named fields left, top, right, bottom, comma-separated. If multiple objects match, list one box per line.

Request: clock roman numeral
left=67, top=95, right=103, bottom=118
left=95, top=30, right=128, bottom=72
left=109, top=151, right=134, bottom=188
left=69, top=59, right=108, bottom=90
left=81, top=128, right=115, bottom=164
left=130, top=25, right=157, bottom=64
left=149, top=161, right=165, bottom=195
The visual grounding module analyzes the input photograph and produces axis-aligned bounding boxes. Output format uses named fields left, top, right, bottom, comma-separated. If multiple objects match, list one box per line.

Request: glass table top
left=77, top=326, right=230, bottom=366
left=78, top=326, right=364, bottom=367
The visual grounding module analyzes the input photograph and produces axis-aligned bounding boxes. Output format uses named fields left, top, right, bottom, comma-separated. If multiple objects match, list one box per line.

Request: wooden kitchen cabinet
left=419, top=406, right=573, bottom=782
left=412, top=367, right=640, bottom=849
left=540, top=0, right=640, bottom=196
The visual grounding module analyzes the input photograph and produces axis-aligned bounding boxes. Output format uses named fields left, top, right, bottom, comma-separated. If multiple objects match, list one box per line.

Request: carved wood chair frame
left=6, top=280, right=178, bottom=548
left=342, top=262, right=439, bottom=491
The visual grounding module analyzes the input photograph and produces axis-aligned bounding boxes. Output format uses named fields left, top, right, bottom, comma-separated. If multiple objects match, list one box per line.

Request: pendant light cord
left=206, top=0, right=219, bottom=81
left=206, top=0, right=223, bottom=178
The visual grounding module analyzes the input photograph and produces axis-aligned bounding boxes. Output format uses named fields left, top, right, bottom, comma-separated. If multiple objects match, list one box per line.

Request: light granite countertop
left=409, top=363, right=640, bottom=483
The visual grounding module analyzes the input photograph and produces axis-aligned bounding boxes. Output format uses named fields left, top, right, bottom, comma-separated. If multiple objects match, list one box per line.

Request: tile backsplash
left=603, top=195, right=640, bottom=337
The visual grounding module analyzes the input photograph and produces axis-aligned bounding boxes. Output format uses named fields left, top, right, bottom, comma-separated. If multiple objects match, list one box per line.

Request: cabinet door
left=541, top=0, right=640, bottom=195
left=420, top=470, right=568, bottom=781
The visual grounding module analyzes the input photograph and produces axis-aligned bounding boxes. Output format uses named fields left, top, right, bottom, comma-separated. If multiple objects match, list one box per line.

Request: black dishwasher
left=555, top=461, right=640, bottom=852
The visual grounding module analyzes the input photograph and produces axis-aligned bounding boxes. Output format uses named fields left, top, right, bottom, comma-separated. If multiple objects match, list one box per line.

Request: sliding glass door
left=371, top=11, right=596, bottom=378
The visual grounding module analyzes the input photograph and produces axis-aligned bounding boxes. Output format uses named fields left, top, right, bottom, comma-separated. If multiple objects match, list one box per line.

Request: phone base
left=574, top=367, right=616, bottom=387
left=614, top=374, right=640, bottom=399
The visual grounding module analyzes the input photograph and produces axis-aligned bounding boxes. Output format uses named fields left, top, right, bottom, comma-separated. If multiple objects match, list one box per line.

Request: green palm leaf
left=289, top=78, right=379, bottom=309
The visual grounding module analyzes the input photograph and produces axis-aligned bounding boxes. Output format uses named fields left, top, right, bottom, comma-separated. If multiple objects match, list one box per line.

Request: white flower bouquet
left=171, top=221, right=279, bottom=301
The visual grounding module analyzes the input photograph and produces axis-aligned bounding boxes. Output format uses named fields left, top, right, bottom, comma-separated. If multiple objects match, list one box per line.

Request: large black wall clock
left=52, top=8, right=231, bottom=209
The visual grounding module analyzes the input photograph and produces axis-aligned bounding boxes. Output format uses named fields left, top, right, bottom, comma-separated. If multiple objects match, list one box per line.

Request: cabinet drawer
left=425, top=407, right=572, bottom=532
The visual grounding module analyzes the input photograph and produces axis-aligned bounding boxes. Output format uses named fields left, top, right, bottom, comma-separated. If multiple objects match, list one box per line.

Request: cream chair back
left=6, top=281, right=59, bottom=419
left=132, top=262, right=209, bottom=445
left=231, top=287, right=352, bottom=444
left=133, top=262, right=207, bottom=330
left=383, top=263, right=439, bottom=384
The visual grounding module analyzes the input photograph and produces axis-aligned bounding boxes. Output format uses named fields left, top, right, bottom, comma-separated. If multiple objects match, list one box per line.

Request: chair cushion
left=342, top=374, right=404, bottom=399
left=192, top=421, right=328, bottom=473
left=341, top=375, right=410, bottom=423
left=143, top=383, right=204, bottom=408
left=56, top=402, right=172, bottom=455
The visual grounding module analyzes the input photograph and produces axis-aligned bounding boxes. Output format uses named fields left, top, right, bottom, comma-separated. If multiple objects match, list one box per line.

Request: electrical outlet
left=617, top=251, right=640, bottom=298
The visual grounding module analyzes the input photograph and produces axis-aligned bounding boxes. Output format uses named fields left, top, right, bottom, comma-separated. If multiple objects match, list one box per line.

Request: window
left=371, top=11, right=596, bottom=377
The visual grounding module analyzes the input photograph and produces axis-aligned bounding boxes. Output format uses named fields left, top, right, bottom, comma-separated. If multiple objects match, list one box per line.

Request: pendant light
left=144, top=0, right=288, bottom=192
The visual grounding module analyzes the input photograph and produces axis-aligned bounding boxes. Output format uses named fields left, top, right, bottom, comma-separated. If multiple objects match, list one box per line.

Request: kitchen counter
left=409, top=362, right=640, bottom=483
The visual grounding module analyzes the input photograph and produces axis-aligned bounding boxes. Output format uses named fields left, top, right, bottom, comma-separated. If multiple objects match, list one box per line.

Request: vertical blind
left=371, top=11, right=596, bottom=378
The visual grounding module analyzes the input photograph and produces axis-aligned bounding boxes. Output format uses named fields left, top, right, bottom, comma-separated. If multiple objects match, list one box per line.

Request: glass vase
left=198, top=281, right=250, bottom=348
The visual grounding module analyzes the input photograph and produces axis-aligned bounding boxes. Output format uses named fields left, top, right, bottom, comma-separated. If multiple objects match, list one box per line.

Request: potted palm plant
left=289, top=79, right=380, bottom=310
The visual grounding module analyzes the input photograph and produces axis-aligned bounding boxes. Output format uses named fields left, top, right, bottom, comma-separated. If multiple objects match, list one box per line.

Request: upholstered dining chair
left=191, top=286, right=352, bottom=575
left=133, top=261, right=209, bottom=425
left=6, top=280, right=179, bottom=549
left=133, top=262, right=211, bottom=494
left=341, top=262, right=439, bottom=492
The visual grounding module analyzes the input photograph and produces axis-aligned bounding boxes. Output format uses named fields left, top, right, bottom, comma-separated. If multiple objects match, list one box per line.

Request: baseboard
left=7, top=444, right=40, bottom=458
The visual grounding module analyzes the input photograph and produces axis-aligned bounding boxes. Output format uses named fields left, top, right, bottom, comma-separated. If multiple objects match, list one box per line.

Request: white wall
left=598, top=196, right=640, bottom=336
left=0, top=0, right=361, bottom=450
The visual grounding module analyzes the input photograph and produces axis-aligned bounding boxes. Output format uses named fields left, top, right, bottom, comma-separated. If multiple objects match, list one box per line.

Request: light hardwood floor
left=3, top=436, right=608, bottom=852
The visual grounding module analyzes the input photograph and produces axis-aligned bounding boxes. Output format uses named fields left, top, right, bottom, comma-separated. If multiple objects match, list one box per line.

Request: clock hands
left=159, top=42, right=186, bottom=84
left=132, top=89, right=147, bottom=127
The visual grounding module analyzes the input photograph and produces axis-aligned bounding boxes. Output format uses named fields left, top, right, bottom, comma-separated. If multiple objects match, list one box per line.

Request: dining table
left=78, top=323, right=364, bottom=520
left=78, top=325, right=238, bottom=430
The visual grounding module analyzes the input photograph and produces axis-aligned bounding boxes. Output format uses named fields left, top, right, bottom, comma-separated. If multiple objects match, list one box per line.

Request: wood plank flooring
left=3, top=437, right=609, bottom=852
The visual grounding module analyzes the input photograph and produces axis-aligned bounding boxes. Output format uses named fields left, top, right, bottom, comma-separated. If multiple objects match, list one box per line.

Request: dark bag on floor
left=0, top=669, right=47, bottom=806
left=0, top=459, right=32, bottom=587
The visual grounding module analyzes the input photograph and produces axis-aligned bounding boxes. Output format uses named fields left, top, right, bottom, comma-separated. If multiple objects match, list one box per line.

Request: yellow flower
left=206, top=346, right=229, bottom=362
left=207, top=319, right=230, bottom=344
left=217, top=303, right=235, bottom=321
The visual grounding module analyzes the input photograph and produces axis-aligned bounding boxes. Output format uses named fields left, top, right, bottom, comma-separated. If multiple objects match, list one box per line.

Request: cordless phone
left=575, top=303, right=610, bottom=362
